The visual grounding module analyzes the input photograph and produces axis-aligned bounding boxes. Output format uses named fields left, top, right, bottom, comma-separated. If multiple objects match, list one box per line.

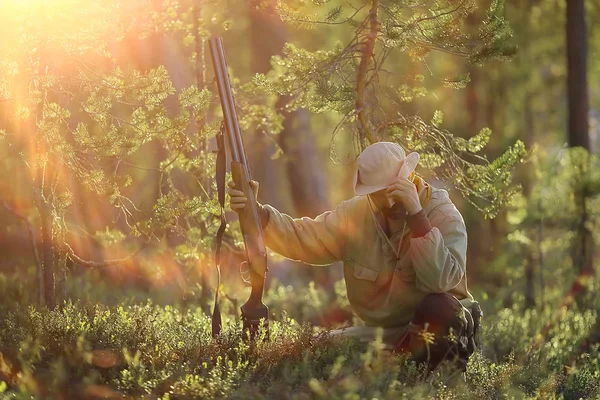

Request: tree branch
left=64, top=242, right=144, bottom=268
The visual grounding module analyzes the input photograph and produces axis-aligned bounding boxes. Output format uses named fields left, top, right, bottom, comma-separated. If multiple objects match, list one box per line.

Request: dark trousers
left=395, top=293, right=482, bottom=372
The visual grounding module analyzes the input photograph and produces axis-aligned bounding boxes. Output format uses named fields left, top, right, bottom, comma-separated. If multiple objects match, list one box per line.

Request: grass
left=0, top=269, right=598, bottom=399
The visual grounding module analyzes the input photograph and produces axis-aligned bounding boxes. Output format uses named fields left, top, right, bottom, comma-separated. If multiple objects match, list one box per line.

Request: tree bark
left=465, top=10, right=497, bottom=286
left=465, top=68, right=479, bottom=131
left=278, top=95, right=329, bottom=217
left=566, top=0, right=594, bottom=278
left=566, top=0, right=590, bottom=150
left=355, top=0, right=380, bottom=145
left=524, top=92, right=536, bottom=309
left=54, top=212, right=68, bottom=309
left=34, top=79, right=56, bottom=309
left=55, top=250, right=68, bottom=308
left=465, top=12, right=480, bottom=131
left=521, top=1, right=536, bottom=309
left=37, top=197, right=55, bottom=310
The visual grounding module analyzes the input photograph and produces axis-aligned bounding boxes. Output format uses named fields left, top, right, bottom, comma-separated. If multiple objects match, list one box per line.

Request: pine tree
left=566, top=0, right=593, bottom=279
left=250, top=0, right=526, bottom=217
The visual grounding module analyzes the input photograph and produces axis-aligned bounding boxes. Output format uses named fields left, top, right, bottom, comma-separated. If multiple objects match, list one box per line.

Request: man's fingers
left=250, top=180, right=259, bottom=200
left=387, top=189, right=411, bottom=203
left=386, top=185, right=406, bottom=194
left=386, top=180, right=414, bottom=193
left=230, top=195, right=248, bottom=210
left=387, top=190, right=403, bottom=199
left=229, top=180, right=259, bottom=188
left=228, top=180, right=253, bottom=212
left=228, top=181, right=259, bottom=194
left=228, top=189, right=245, bottom=197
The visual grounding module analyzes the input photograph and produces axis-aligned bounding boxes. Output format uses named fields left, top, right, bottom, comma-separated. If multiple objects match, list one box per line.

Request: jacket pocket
left=350, top=259, right=380, bottom=281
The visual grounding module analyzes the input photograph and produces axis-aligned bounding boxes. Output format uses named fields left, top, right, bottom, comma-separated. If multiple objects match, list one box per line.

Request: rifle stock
left=209, top=37, right=269, bottom=339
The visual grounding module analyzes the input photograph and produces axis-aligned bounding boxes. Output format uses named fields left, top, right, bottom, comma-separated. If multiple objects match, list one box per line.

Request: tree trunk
left=571, top=174, right=594, bottom=276
left=465, top=67, right=479, bottom=131
left=464, top=11, right=480, bottom=132
left=34, top=83, right=56, bottom=309
left=55, top=250, right=68, bottom=308
left=521, top=1, right=536, bottom=309
left=247, top=2, right=290, bottom=211
left=524, top=93, right=536, bottom=309
left=278, top=95, right=329, bottom=217
left=33, top=226, right=44, bottom=306
left=54, top=212, right=68, bottom=308
left=193, top=4, right=211, bottom=199
left=566, top=0, right=590, bottom=150
left=247, top=0, right=332, bottom=286
left=566, top=0, right=594, bottom=278
left=38, top=201, right=55, bottom=309
left=248, top=0, right=329, bottom=217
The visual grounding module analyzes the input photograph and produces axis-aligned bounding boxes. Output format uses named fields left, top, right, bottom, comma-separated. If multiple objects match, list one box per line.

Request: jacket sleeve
left=260, top=202, right=348, bottom=266
left=409, top=212, right=467, bottom=293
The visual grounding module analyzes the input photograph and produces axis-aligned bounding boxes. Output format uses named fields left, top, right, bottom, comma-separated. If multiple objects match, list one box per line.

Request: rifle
left=209, top=37, right=269, bottom=339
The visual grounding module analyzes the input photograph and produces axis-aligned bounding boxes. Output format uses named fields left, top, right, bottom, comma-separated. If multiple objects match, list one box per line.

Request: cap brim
left=398, top=152, right=419, bottom=179
left=353, top=170, right=386, bottom=195
left=354, top=183, right=388, bottom=196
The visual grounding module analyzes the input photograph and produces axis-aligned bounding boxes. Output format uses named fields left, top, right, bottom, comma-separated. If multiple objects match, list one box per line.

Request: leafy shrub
left=0, top=267, right=598, bottom=399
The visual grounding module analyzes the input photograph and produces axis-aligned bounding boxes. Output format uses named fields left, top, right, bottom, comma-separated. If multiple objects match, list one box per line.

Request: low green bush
left=0, top=270, right=598, bottom=399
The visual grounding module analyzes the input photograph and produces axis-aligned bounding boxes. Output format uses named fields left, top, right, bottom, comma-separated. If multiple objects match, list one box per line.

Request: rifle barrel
left=209, top=37, right=245, bottom=165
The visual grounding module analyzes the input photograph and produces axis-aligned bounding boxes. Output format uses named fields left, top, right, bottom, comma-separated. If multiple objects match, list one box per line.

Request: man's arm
left=228, top=180, right=348, bottom=266
left=407, top=209, right=467, bottom=293
left=260, top=202, right=347, bottom=265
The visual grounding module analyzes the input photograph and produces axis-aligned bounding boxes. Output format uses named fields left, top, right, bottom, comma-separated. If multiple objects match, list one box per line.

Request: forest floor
left=0, top=269, right=598, bottom=399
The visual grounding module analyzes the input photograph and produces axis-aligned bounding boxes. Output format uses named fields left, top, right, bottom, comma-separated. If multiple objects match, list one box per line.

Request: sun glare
left=1, top=0, right=67, bottom=28
left=3, top=0, right=48, bottom=11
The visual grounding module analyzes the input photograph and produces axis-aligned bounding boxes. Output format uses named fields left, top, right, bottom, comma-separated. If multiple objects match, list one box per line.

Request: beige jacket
left=261, top=180, right=474, bottom=329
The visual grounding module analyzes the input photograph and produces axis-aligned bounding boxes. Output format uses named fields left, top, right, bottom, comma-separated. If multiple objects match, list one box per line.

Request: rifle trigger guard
left=240, top=260, right=251, bottom=285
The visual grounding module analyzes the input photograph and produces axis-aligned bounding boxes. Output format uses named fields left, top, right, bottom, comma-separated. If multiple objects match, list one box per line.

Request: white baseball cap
left=353, top=142, right=420, bottom=196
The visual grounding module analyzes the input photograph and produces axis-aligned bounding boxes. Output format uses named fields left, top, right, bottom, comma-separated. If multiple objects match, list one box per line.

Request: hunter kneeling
left=228, top=142, right=482, bottom=372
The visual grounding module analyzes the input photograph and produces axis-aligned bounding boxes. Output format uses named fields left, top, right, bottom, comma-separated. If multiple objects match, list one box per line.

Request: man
left=228, top=142, right=481, bottom=371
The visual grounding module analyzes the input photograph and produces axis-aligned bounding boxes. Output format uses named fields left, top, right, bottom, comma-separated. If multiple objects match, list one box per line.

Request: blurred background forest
left=0, top=0, right=600, bottom=398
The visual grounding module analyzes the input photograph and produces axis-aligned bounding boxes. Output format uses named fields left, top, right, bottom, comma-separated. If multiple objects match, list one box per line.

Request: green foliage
left=243, top=0, right=526, bottom=218
left=493, top=147, right=600, bottom=296
left=0, top=0, right=238, bottom=305
left=471, top=0, right=517, bottom=64
left=0, top=270, right=598, bottom=399
left=0, top=1, right=598, bottom=398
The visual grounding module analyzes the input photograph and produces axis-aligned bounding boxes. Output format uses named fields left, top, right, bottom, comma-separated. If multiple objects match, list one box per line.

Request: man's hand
left=385, top=178, right=422, bottom=215
left=227, top=180, right=259, bottom=213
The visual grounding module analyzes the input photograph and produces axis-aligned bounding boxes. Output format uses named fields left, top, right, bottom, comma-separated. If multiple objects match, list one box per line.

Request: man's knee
left=412, top=293, right=465, bottom=335
left=408, top=293, right=473, bottom=371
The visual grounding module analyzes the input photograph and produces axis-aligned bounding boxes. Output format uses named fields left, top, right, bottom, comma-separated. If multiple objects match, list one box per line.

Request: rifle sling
left=212, top=127, right=226, bottom=337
